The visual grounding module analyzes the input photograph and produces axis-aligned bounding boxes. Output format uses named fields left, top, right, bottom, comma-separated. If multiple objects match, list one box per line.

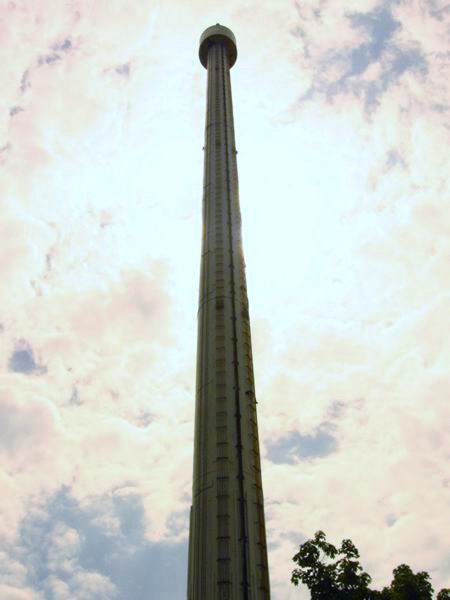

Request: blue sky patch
left=347, top=6, right=401, bottom=76
left=8, top=342, right=46, bottom=375
left=267, top=429, right=337, bottom=464
left=17, top=488, right=188, bottom=600
left=296, top=2, right=428, bottom=111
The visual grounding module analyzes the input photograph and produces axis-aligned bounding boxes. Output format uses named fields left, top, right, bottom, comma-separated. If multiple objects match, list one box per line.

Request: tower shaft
left=188, top=27, right=270, bottom=600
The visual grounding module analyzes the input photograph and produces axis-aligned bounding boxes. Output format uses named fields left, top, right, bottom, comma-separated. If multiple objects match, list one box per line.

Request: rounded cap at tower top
left=199, top=24, right=237, bottom=68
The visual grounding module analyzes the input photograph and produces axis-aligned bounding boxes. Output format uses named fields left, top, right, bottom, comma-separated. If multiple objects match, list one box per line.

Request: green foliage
left=291, top=531, right=447, bottom=600
left=387, top=564, right=433, bottom=600
left=291, top=530, right=373, bottom=600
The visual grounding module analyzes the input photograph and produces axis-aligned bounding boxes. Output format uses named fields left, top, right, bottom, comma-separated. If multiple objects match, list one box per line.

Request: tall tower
left=187, top=25, right=271, bottom=599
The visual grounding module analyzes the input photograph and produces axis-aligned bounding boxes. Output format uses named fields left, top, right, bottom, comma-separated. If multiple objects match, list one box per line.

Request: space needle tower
left=187, top=24, right=271, bottom=599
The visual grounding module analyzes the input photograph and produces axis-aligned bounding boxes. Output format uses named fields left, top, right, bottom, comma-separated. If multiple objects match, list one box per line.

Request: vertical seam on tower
left=197, top=48, right=214, bottom=597
left=220, top=43, right=250, bottom=599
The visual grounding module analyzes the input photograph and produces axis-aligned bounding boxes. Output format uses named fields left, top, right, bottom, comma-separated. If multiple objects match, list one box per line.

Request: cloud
left=0, top=552, right=39, bottom=600
left=0, top=392, right=58, bottom=459
left=0, top=586, right=38, bottom=600
left=10, top=489, right=188, bottom=600
left=289, top=2, right=430, bottom=110
left=0, top=257, right=190, bottom=546
left=12, top=507, right=119, bottom=599
left=0, top=0, right=161, bottom=195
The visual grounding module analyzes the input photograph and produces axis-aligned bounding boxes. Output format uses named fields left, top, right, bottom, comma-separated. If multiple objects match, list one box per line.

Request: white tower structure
left=187, top=25, right=271, bottom=600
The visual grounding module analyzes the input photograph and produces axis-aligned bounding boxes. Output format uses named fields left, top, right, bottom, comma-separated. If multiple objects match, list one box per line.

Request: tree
left=386, top=564, right=433, bottom=600
left=291, top=530, right=374, bottom=599
left=292, top=531, right=448, bottom=599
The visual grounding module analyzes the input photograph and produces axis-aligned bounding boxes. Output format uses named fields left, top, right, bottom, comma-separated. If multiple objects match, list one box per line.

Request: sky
left=0, top=0, right=449, bottom=598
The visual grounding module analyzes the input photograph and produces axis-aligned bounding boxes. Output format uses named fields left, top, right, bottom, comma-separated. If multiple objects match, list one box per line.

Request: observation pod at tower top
left=199, top=23, right=237, bottom=68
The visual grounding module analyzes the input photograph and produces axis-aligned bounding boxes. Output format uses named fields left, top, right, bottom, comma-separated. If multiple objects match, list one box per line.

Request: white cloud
left=0, top=586, right=40, bottom=600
